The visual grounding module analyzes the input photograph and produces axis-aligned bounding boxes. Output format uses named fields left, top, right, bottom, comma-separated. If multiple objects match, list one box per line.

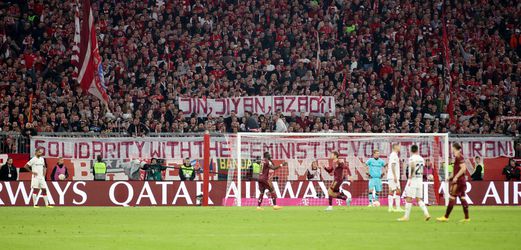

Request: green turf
left=0, top=206, right=519, bottom=250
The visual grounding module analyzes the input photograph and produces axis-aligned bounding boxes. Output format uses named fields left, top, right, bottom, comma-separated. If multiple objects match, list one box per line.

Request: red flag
left=71, top=1, right=80, bottom=81
left=441, top=11, right=455, bottom=126
left=315, top=31, right=321, bottom=73
left=78, top=0, right=109, bottom=106
left=28, top=93, right=33, bottom=123
left=341, top=67, right=348, bottom=93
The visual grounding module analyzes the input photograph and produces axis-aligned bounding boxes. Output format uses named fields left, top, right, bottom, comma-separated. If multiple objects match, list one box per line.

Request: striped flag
left=78, top=0, right=109, bottom=106
left=315, top=31, right=320, bottom=73
left=441, top=6, right=455, bottom=126
left=71, top=1, right=80, bottom=81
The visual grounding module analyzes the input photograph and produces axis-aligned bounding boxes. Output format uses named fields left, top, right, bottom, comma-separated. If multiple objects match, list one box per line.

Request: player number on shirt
left=415, top=163, right=423, bottom=176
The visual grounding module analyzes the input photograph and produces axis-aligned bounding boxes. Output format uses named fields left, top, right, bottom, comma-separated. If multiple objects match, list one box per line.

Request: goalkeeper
left=365, top=150, right=386, bottom=206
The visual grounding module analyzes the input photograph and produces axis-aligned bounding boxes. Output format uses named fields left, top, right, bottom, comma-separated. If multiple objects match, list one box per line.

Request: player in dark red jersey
left=257, top=151, right=287, bottom=210
left=324, top=151, right=348, bottom=211
left=437, top=143, right=470, bottom=222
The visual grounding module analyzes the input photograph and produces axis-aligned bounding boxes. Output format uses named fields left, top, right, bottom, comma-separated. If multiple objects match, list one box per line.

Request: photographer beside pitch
left=141, top=158, right=167, bottom=181
left=306, top=160, right=322, bottom=181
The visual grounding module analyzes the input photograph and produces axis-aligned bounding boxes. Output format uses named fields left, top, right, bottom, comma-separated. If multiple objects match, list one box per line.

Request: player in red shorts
left=257, top=152, right=287, bottom=210
left=437, top=143, right=470, bottom=222
left=324, top=151, right=348, bottom=211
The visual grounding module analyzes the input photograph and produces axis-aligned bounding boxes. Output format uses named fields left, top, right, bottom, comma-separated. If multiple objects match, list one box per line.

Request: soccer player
left=437, top=143, right=470, bottom=222
left=256, top=152, right=286, bottom=210
left=387, top=144, right=403, bottom=212
left=324, top=151, right=348, bottom=211
left=366, top=150, right=385, bottom=207
left=23, top=148, right=53, bottom=208
left=398, top=145, right=430, bottom=221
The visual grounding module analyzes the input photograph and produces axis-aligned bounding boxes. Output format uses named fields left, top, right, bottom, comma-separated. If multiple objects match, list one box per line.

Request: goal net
left=223, top=133, right=449, bottom=207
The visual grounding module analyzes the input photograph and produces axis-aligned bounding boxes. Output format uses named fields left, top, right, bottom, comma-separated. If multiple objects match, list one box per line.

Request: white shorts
left=31, top=177, right=48, bottom=189
left=387, top=180, right=401, bottom=191
left=403, top=180, right=423, bottom=199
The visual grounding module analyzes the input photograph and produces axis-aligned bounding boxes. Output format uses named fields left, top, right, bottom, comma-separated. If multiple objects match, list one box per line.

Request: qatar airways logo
left=0, top=181, right=214, bottom=206
left=477, top=181, right=521, bottom=205
left=434, top=181, right=521, bottom=205
left=0, top=182, right=87, bottom=206
left=225, top=181, right=521, bottom=205
left=107, top=181, right=213, bottom=206
left=1, top=181, right=520, bottom=206
left=225, top=181, right=352, bottom=199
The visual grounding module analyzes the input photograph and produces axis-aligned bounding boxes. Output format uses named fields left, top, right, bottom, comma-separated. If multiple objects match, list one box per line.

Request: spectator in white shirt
left=274, top=114, right=288, bottom=132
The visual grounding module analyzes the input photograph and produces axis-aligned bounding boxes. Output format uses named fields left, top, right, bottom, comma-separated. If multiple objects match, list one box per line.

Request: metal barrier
left=0, top=132, right=30, bottom=154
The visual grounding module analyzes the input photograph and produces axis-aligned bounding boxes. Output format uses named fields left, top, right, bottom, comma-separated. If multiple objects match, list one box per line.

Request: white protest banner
left=31, top=136, right=514, bottom=161
left=178, top=96, right=336, bottom=117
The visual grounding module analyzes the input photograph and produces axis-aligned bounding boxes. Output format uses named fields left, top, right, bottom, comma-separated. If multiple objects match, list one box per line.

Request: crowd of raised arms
left=0, top=0, right=520, bottom=139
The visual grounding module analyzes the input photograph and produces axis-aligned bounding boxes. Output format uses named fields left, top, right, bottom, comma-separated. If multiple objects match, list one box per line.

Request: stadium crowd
left=0, top=0, right=520, bottom=139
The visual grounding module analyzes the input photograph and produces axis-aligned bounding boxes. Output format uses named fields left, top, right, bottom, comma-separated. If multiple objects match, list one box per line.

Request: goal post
left=227, top=132, right=450, bottom=207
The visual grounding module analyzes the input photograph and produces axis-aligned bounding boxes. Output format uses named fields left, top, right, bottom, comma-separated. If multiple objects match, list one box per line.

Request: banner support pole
left=202, top=131, right=210, bottom=206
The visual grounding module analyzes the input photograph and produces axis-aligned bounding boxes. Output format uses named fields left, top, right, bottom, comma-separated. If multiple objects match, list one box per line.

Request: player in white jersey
left=387, top=144, right=403, bottom=212
left=23, top=148, right=53, bottom=208
left=398, top=145, right=429, bottom=221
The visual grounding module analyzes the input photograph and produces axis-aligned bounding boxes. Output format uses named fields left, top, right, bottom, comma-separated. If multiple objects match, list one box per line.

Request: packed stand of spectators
left=0, top=0, right=520, bottom=138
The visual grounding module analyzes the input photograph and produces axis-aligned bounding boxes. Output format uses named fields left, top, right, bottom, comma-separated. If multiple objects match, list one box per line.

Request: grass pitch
left=1, top=206, right=519, bottom=250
